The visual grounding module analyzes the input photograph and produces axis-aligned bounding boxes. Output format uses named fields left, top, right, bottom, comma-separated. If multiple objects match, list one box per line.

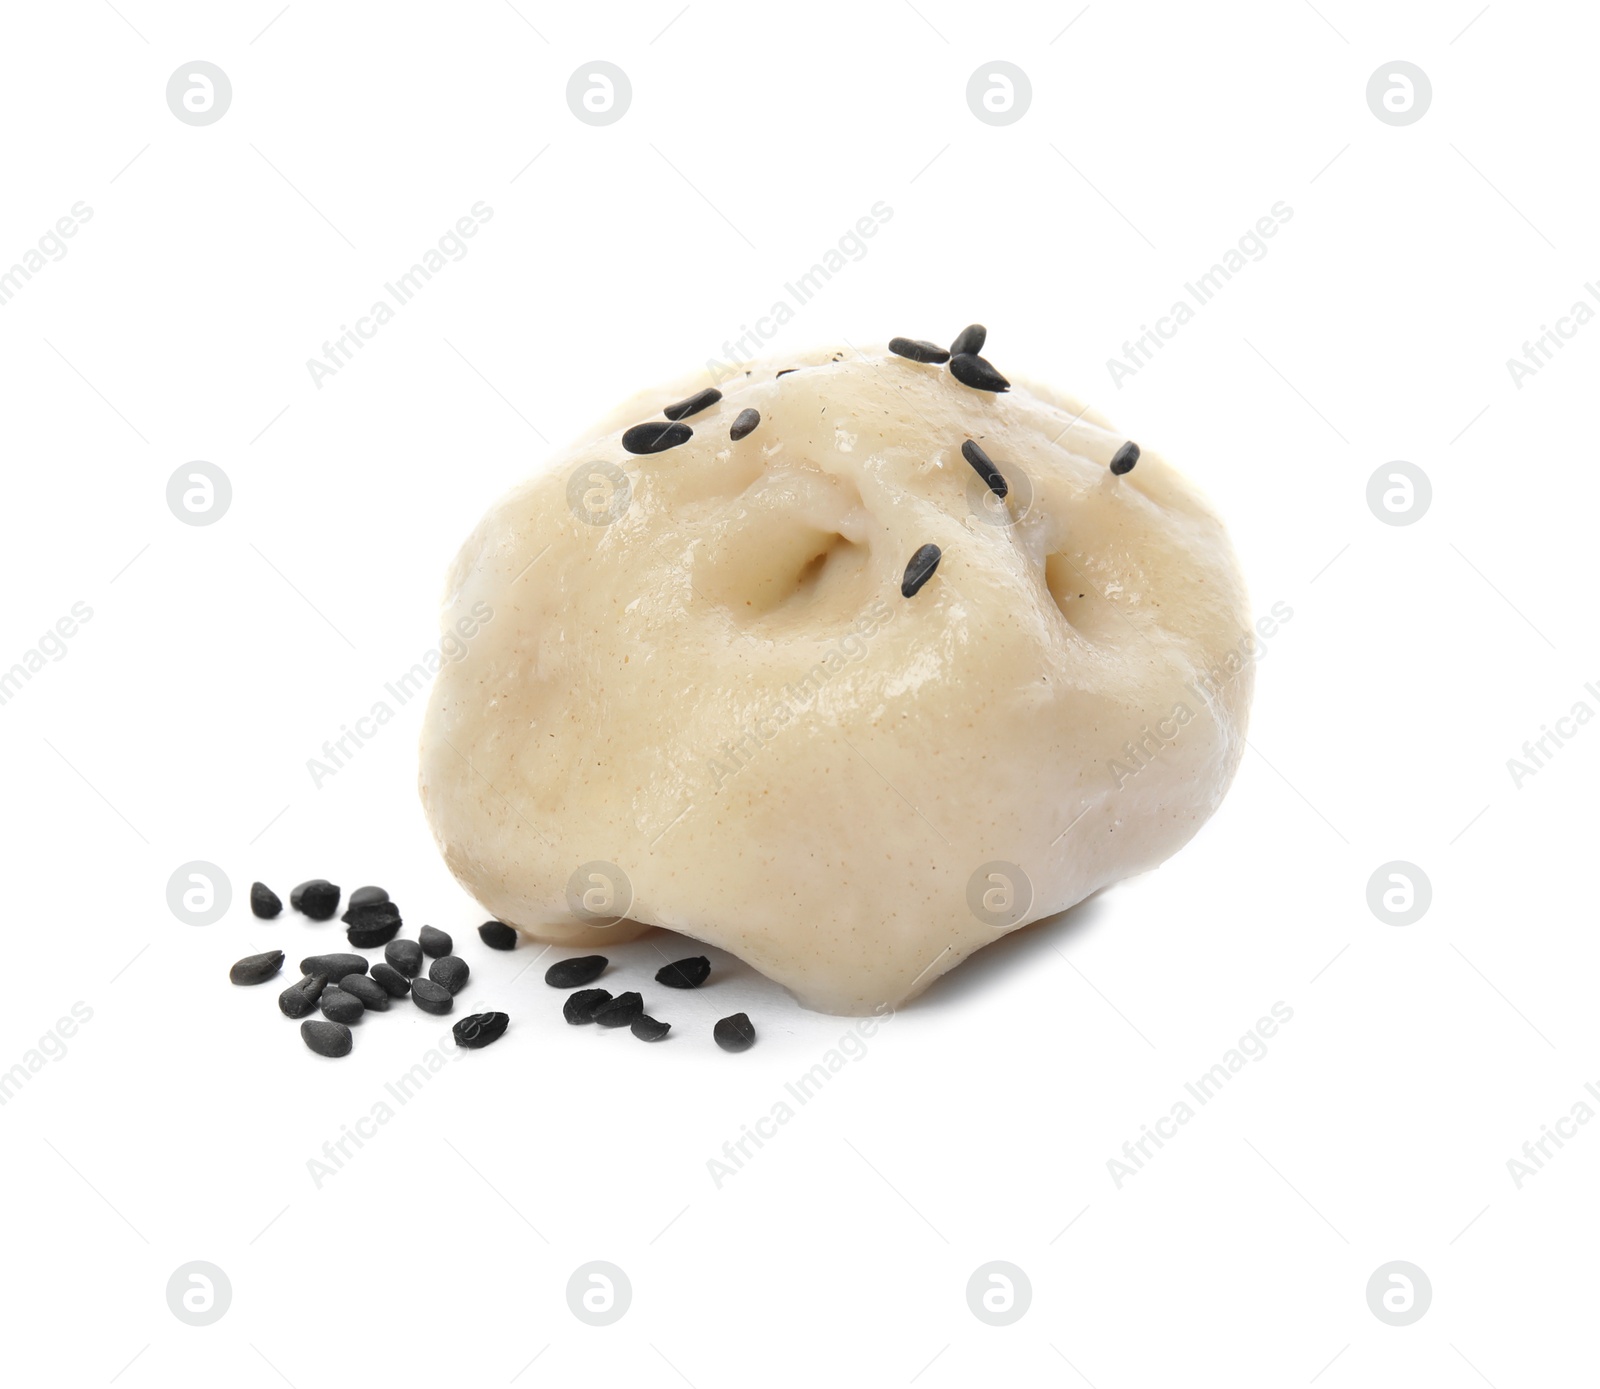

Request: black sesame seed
left=655, top=956, right=710, bottom=989
left=663, top=387, right=722, bottom=421
left=1109, top=441, right=1140, bottom=475
left=478, top=920, right=518, bottom=951
left=622, top=420, right=693, bottom=454
left=631, top=1014, right=671, bottom=1042
left=902, top=543, right=942, bottom=598
left=290, top=879, right=341, bottom=920
left=949, top=353, right=1010, bottom=393
left=229, top=950, right=284, bottom=986
left=889, top=336, right=951, bottom=365
left=300, top=952, right=367, bottom=980
left=370, top=962, right=412, bottom=998
left=349, top=885, right=389, bottom=909
left=341, top=899, right=397, bottom=927
left=776, top=368, right=799, bottom=378
left=278, top=989, right=316, bottom=1019
left=730, top=408, right=761, bottom=441
left=345, top=919, right=400, bottom=950
left=278, top=976, right=325, bottom=1019
left=339, top=974, right=389, bottom=1012
left=429, top=956, right=470, bottom=995
left=320, top=987, right=364, bottom=1024
left=419, top=926, right=452, bottom=958
left=545, top=955, right=608, bottom=989
left=961, top=439, right=1008, bottom=499
left=454, top=1012, right=510, bottom=1049
left=591, top=992, right=644, bottom=1028
left=714, top=1013, right=757, bottom=1052
left=343, top=901, right=402, bottom=948
left=301, top=1019, right=352, bottom=1058
left=250, top=882, right=282, bottom=919
left=344, top=919, right=401, bottom=951
left=950, top=323, right=987, bottom=357
left=564, top=988, right=611, bottom=1025
left=411, top=978, right=453, bottom=1015
left=385, top=938, right=424, bottom=978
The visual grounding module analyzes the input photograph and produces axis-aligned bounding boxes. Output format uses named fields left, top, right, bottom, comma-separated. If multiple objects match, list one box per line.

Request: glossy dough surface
left=420, top=345, right=1253, bottom=1014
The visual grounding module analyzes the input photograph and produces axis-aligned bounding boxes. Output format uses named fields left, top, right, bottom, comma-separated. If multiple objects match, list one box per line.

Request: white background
left=2, top=1, right=1596, bottom=1384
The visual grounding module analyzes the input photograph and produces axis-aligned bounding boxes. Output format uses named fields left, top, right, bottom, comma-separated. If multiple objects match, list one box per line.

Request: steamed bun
left=420, top=340, right=1253, bottom=1014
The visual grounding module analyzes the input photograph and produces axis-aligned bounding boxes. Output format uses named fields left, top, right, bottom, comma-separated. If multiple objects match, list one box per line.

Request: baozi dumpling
left=420, top=338, right=1253, bottom=1015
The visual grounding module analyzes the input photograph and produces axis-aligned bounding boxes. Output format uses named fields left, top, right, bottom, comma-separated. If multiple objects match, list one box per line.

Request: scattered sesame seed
left=478, top=920, right=518, bottom=951
left=776, top=368, right=799, bottom=378
left=301, top=1019, right=352, bottom=1058
left=385, top=938, right=423, bottom=978
left=319, top=987, right=364, bottom=1024
left=592, top=991, right=644, bottom=1028
left=961, top=439, right=1008, bottom=498
left=419, top=925, right=452, bottom=958
left=369, top=963, right=412, bottom=998
left=950, top=323, right=987, bottom=356
left=949, top=353, right=1010, bottom=393
left=230, top=950, right=284, bottom=986
left=300, top=952, right=366, bottom=979
left=411, top=978, right=453, bottom=1015
left=663, top=387, right=722, bottom=421
left=339, top=973, right=389, bottom=1012
left=564, top=988, right=612, bottom=1025
left=730, top=408, right=761, bottom=441
left=622, top=420, right=693, bottom=454
left=290, top=879, right=341, bottom=920
left=429, top=955, right=470, bottom=995
left=343, top=900, right=402, bottom=948
left=454, top=1012, right=509, bottom=1049
left=714, top=1013, right=757, bottom=1052
left=631, top=1014, right=671, bottom=1041
left=889, top=337, right=950, bottom=364
left=902, top=543, right=942, bottom=598
left=1110, top=441, right=1140, bottom=475
left=348, top=885, right=389, bottom=909
left=545, top=955, right=608, bottom=988
left=278, top=974, right=327, bottom=1018
left=655, top=956, right=710, bottom=989
left=251, top=882, right=282, bottom=918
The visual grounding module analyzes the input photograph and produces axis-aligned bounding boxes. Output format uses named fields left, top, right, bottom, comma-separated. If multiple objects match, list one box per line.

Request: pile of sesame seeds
left=230, top=879, right=756, bottom=1059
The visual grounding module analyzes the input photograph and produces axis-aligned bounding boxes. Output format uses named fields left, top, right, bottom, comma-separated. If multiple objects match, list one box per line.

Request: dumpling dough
left=420, top=343, right=1253, bottom=1015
